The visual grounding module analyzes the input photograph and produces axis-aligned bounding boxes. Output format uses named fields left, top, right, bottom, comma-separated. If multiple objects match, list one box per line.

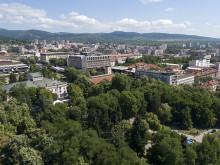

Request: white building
left=135, top=69, right=194, bottom=85
left=189, top=55, right=211, bottom=67
left=67, top=53, right=111, bottom=71
left=2, top=72, right=68, bottom=98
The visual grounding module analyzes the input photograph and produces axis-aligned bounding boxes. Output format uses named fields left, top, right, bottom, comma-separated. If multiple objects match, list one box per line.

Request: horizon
left=0, top=28, right=218, bottom=40
left=0, top=1, right=220, bottom=38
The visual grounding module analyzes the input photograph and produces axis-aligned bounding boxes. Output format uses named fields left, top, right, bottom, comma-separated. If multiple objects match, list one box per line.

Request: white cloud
left=206, top=22, right=210, bottom=26
left=185, top=21, right=192, bottom=25
left=140, top=0, right=162, bottom=5
left=165, top=8, right=175, bottom=12
left=0, top=3, right=187, bottom=33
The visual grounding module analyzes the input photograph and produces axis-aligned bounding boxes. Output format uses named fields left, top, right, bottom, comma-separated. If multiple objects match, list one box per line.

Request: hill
left=0, top=29, right=218, bottom=42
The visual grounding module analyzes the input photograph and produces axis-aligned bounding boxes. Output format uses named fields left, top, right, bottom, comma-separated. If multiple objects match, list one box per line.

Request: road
left=172, top=129, right=220, bottom=143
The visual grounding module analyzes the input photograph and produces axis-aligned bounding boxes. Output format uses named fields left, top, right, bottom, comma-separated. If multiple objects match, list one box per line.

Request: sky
left=0, top=0, right=220, bottom=38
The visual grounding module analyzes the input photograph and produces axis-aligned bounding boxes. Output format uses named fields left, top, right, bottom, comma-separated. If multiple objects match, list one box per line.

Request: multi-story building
left=189, top=55, right=211, bottom=67
left=67, top=53, right=111, bottom=71
left=0, top=51, right=6, bottom=59
left=10, top=46, right=25, bottom=54
left=2, top=72, right=68, bottom=98
left=135, top=69, right=194, bottom=85
left=40, top=52, right=71, bottom=62
left=0, top=60, right=29, bottom=75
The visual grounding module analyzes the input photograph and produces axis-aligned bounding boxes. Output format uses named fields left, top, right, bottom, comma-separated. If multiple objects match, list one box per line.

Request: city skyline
left=0, top=0, right=220, bottom=38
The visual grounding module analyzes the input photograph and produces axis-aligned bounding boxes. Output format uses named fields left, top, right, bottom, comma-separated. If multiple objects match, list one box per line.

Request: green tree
left=1, top=135, right=43, bottom=165
left=196, top=134, right=220, bottom=165
left=145, top=112, right=162, bottom=131
left=120, top=91, right=139, bottom=119
left=0, top=99, right=36, bottom=135
left=64, top=67, right=82, bottom=82
left=148, top=136, right=185, bottom=165
left=111, top=74, right=132, bottom=92
left=38, top=89, right=53, bottom=110
left=9, top=72, right=17, bottom=83
left=130, top=116, right=150, bottom=157
left=180, top=107, right=193, bottom=130
left=158, top=103, right=172, bottom=125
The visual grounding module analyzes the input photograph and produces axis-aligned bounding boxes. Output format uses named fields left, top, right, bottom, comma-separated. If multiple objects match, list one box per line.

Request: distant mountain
left=0, top=29, right=218, bottom=42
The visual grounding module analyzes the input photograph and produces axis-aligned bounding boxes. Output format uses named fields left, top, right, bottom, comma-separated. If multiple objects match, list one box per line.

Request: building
left=10, top=46, right=25, bottom=54
left=2, top=72, right=68, bottom=98
left=0, top=51, right=6, bottom=59
left=67, top=53, right=111, bottom=71
left=135, top=69, right=194, bottom=85
left=90, top=74, right=115, bottom=84
left=186, top=66, right=219, bottom=83
left=40, top=52, right=71, bottom=62
left=0, top=60, right=29, bottom=75
left=189, top=55, right=211, bottom=67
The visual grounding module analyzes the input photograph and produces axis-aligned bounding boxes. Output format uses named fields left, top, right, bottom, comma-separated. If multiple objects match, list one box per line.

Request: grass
left=179, top=128, right=204, bottom=136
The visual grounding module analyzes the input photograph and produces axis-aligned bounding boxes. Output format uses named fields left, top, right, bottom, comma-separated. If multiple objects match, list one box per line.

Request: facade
left=135, top=69, right=194, bottom=85
left=40, top=52, right=71, bottom=62
left=0, top=51, right=6, bottom=59
left=10, top=46, right=25, bottom=54
left=0, top=60, right=29, bottom=74
left=67, top=54, right=111, bottom=71
left=189, top=55, right=211, bottom=67
left=2, top=72, right=68, bottom=98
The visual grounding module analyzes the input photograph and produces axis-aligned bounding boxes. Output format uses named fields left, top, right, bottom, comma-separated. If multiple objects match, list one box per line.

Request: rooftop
left=2, top=78, right=66, bottom=91
left=90, top=74, right=115, bottom=84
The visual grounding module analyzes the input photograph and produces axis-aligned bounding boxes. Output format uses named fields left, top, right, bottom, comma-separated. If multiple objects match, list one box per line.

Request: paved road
left=172, top=129, right=220, bottom=143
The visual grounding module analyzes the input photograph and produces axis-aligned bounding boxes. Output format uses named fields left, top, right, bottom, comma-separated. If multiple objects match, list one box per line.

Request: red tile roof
left=90, top=75, right=115, bottom=84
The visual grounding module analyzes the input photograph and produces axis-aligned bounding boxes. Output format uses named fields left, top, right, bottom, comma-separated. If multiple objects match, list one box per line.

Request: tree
left=38, top=89, right=53, bottom=110
left=130, top=116, right=150, bottom=157
left=148, top=136, right=185, bottom=165
left=67, top=84, right=84, bottom=101
left=110, top=127, right=127, bottom=149
left=111, top=74, right=132, bottom=92
left=67, top=106, right=82, bottom=122
left=158, top=103, right=172, bottom=125
left=145, top=112, right=162, bottom=131
left=120, top=91, right=139, bottom=119
left=64, top=67, right=82, bottom=82
left=0, top=99, right=36, bottom=135
left=184, top=146, right=196, bottom=165
left=74, top=75, right=93, bottom=95
left=1, top=135, right=43, bottom=165
left=9, top=72, right=17, bottom=83
left=196, top=134, right=220, bottom=165
left=180, top=107, right=193, bottom=130
left=10, top=83, right=32, bottom=108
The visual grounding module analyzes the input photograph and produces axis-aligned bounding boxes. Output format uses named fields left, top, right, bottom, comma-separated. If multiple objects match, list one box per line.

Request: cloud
left=165, top=8, right=175, bottom=12
left=206, top=22, right=210, bottom=26
left=185, top=21, right=192, bottom=25
left=0, top=3, right=187, bottom=33
left=140, top=0, right=162, bottom=5
left=114, top=18, right=186, bottom=32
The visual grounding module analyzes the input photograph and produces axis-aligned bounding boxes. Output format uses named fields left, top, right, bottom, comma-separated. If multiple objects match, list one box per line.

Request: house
left=2, top=72, right=68, bottom=98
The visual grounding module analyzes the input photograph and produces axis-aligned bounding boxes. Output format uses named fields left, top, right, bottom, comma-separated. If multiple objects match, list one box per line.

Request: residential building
left=40, top=52, right=71, bottom=62
left=67, top=53, right=111, bottom=71
left=2, top=72, right=68, bottom=98
left=10, top=46, right=25, bottom=54
left=135, top=69, right=194, bottom=85
left=189, top=55, right=211, bottom=67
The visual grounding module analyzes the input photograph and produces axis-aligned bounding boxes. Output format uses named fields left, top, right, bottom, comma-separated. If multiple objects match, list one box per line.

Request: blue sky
left=0, top=0, right=220, bottom=37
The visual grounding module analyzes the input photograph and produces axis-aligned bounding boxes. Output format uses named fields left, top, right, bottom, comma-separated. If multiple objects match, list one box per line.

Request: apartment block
left=67, top=53, right=111, bottom=71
